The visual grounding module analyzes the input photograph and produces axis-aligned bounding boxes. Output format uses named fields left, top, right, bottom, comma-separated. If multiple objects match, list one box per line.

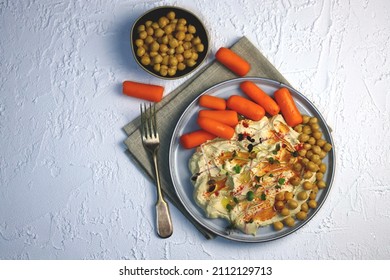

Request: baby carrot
left=198, top=110, right=239, bottom=127
left=274, top=87, right=303, bottom=127
left=215, top=47, right=250, bottom=76
left=197, top=117, right=235, bottom=140
left=122, top=81, right=164, bottom=102
left=240, top=81, right=280, bottom=116
left=180, top=130, right=216, bottom=149
left=199, top=95, right=226, bottom=110
left=226, top=95, right=265, bottom=121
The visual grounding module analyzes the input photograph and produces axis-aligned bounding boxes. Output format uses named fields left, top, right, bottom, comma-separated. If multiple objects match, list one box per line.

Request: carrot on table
left=274, top=87, right=303, bottom=127
left=197, top=117, right=235, bottom=140
left=198, top=110, right=238, bottom=127
left=180, top=130, right=216, bottom=149
left=122, top=81, right=164, bottom=102
left=215, top=47, right=250, bottom=76
left=226, top=95, right=265, bottom=121
left=199, top=95, right=226, bottom=110
left=240, top=81, right=280, bottom=116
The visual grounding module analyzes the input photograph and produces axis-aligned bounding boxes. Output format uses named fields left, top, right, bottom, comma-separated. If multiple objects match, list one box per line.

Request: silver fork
left=140, top=103, right=173, bottom=238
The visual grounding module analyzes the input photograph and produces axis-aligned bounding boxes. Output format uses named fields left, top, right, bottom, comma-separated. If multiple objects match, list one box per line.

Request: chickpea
left=290, top=176, right=301, bottom=186
left=177, top=62, right=186, bottom=71
left=140, top=55, right=151, bottom=65
left=284, top=192, right=294, bottom=201
left=183, top=41, right=192, bottom=50
left=275, top=192, right=285, bottom=201
left=301, top=158, right=310, bottom=166
left=296, top=211, right=307, bottom=221
left=178, top=18, right=187, bottom=25
left=168, top=38, right=179, bottom=48
left=145, top=20, right=153, bottom=27
left=319, top=150, right=327, bottom=159
left=188, top=24, right=196, bottom=33
left=166, top=11, right=175, bottom=20
left=167, top=48, right=175, bottom=55
left=159, top=67, right=168, bottom=76
left=153, top=63, right=161, bottom=72
left=303, top=143, right=312, bottom=150
left=303, top=125, right=312, bottom=135
left=308, top=137, right=316, bottom=145
left=168, top=67, right=177, bottom=76
left=135, top=39, right=144, bottom=47
left=309, top=117, right=318, bottom=124
left=280, top=208, right=290, bottom=216
left=298, top=149, right=307, bottom=157
left=273, top=221, right=284, bottom=231
left=316, top=138, right=326, bottom=147
left=191, top=52, right=199, bottom=60
left=169, top=56, right=178, bottom=66
left=274, top=201, right=285, bottom=211
left=287, top=199, right=298, bottom=210
left=301, top=202, right=309, bottom=212
left=302, top=115, right=310, bottom=124
left=153, top=54, right=163, bottom=64
left=313, top=131, right=322, bottom=140
left=319, top=163, right=327, bottom=173
left=175, top=53, right=184, bottom=62
left=162, top=55, right=169, bottom=65
left=299, top=134, right=310, bottom=142
left=145, top=35, right=154, bottom=44
left=159, top=44, right=168, bottom=53
left=175, top=31, right=186, bottom=41
left=308, top=200, right=317, bottom=209
left=316, top=172, right=324, bottom=180
left=151, top=22, right=159, bottom=29
left=196, top=43, right=205, bottom=52
left=183, top=49, right=192, bottom=59
left=186, top=59, right=196, bottom=67
left=307, top=161, right=318, bottom=172
left=136, top=47, right=146, bottom=57
left=310, top=154, right=320, bottom=162
left=309, top=191, right=316, bottom=200
left=284, top=217, right=295, bottom=227
left=158, top=16, right=169, bottom=28
left=294, top=125, right=303, bottom=133
left=176, top=23, right=185, bottom=31
left=192, top=36, right=201, bottom=45
left=149, top=51, right=158, bottom=57
left=317, top=180, right=326, bottom=189
left=297, top=191, right=308, bottom=201
left=303, top=171, right=313, bottom=179
left=137, top=24, right=145, bottom=32
left=146, top=26, right=154, bottom=36
left=163, top=25, right=173, bottom=35
left=293, top=162, right=303, bottom=172
left=311, top=123, right=320, bottom=131
left=323, top=143, right=332, bottom=152
left=303, top=181, right=313, bottom=190
left=150, top=41, right=160, bottom=52
left=139, top=30, right=147, bottom=39
left=306, top=150, right=313, bottom=159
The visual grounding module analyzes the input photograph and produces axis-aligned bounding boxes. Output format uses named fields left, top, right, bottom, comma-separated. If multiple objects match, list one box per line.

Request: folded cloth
left=123, top=36, right=291, bottom=239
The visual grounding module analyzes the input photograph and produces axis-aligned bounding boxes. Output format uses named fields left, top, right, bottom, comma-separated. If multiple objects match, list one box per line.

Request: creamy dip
left=189, top=114, right=315, bottom=235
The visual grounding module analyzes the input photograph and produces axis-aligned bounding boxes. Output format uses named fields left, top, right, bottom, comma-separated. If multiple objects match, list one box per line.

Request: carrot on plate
left=198, top=110, right=238, bottom=127
left=274, top=87, right=303, bottom=127
left=180, top=130, right=216, bottom=149
left=197, top=117, right=235, bottom=140
left=199, top=95, right=226, bottom=110
left=215, top=47, right=250, bottom=76
left=122, top=81, right=164, bottom=102
left=226, top=95, right=265, bottom=121
left=240, top=81, right=280, bottom=116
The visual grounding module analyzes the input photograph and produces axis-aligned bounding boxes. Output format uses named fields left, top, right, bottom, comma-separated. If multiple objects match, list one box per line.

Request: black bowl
left=131, top=6, right=210, bottom=79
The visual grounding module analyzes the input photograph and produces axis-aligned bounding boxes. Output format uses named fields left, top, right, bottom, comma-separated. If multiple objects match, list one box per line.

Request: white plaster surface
left=0, top=0, right=389, bottom=259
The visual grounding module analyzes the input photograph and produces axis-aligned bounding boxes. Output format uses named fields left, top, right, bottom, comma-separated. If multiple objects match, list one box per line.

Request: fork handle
left=152, top=151, right=173, bottom=238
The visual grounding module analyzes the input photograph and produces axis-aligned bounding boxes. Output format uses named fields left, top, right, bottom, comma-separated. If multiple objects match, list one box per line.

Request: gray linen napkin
left=123, top=36, right=291, bottom=239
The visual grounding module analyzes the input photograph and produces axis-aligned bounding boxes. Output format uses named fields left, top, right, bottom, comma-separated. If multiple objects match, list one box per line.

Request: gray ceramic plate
left=169, top=77, right=335, bottom=242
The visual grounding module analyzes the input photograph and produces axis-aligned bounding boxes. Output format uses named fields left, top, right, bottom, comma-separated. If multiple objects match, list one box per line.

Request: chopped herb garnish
left=272, top=150, right=278, bottom=155
left=278, top=178, right=286, bottom=185
left=233, top=165, right=241, bottom=174
left=226, top=204, right=233, bottom=211
left=275, top=143, right=281, bottom=151
left=292, top=151, right=299, bottom=157
left=261, top=192, right=267, bottom=201
left=255, top=184, right=261, bottom=189
left=268, top=157, right=275, bottom=164
left=233, top=197, right=239, bottom=204
left=269, top=173, right=274, bottom=177
left=255, top=175, right=261, bottom=182
left=246, top=191, right=255, bottom=201
left=275, top=185, right=281, bottom=189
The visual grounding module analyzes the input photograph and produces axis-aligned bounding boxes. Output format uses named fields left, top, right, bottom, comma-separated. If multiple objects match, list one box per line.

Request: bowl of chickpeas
left=131, top=6, right=209, bottom=79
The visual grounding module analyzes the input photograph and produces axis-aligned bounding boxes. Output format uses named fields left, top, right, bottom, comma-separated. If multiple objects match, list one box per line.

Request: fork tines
left=140, top=103, right=158, bottom=139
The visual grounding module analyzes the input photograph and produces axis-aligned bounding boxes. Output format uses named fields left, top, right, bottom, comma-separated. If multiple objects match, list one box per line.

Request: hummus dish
left=188, top=114, right=331, bottom=235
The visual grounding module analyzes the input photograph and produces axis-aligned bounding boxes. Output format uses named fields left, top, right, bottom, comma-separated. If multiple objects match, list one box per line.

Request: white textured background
left=1, top=0, right=389, bottom=260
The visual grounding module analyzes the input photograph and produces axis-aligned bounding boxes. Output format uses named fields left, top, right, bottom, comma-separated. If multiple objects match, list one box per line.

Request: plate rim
left=169, top=76, right=336, bottom=243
